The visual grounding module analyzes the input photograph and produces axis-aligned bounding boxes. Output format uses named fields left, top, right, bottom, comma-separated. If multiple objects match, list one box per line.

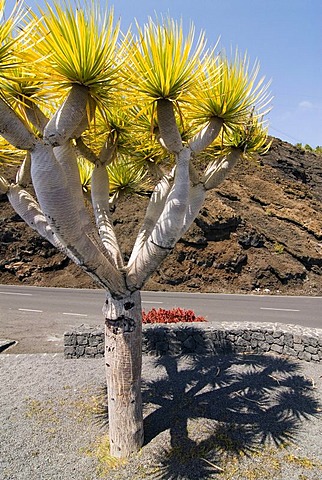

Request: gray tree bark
left=102, top=290, right=144, bottom=458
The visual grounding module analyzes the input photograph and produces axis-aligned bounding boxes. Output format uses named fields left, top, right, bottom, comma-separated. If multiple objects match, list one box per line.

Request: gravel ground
left=1, top=352, right=322, bottom=480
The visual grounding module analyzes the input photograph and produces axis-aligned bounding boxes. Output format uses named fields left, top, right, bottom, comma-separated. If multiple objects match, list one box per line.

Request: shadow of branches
left=141, top=351, right=321, bottom=480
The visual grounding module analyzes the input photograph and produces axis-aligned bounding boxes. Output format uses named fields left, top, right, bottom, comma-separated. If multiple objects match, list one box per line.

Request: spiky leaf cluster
left=126, top=17, right=207, bottom=102
left=0, top=136, right=25, bottom=164
left=0, top=0, right=25, bottom=78
left=107, top=156, right=149, bottom=200
left=0, top=1, right=272, bottom=199
left=223, top=117, right=271, bottom=156
left=25, top=1, right=122, bottom=110
left=186, top=52, right=271, bottom=127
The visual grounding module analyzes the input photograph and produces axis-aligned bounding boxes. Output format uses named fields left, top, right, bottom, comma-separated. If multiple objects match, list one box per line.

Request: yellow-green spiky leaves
left=187, top=52, right=271, bottom=128
left=127, top=17, right=206, bottom=102
left=77, top=154, right=148, bottom=199
left=77, top=157, right=94, bottom=193
left=0, top=136, right=25, bottom=165
left=223, top=116, right=271, bottom=156
left=203, top=115, right=271, bottom=161
left=0, top=0, right=26, bottom=78
left=108, top=156, right=149, bottom=199
left=28, top=1, right=121, bottom=108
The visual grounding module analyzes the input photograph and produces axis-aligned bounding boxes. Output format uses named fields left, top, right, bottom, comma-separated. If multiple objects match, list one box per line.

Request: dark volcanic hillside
left=1, top=137, right=322, bottom=295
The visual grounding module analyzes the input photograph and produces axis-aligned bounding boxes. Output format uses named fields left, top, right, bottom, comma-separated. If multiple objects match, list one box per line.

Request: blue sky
left=7, top=0, right=322, bottom=147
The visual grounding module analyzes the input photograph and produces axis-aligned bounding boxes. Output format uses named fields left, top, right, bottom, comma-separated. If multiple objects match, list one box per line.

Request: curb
left=0, top=339, right=17, bottom=353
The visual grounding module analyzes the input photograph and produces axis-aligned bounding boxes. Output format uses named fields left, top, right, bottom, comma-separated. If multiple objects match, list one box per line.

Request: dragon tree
left=0, top=1, right=271, bottom=457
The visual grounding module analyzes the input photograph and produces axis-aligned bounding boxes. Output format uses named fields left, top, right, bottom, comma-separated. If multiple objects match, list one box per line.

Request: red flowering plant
left=142, top=307, right=207, bottom=324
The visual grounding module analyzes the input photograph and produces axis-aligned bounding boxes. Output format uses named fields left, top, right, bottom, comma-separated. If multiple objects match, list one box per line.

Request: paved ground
left=2, top=289, right=322, bottom=479
left=1, top=352, right=322, bottom=480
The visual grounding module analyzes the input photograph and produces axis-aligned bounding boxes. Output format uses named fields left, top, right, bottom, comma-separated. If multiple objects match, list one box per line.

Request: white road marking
left=47, top=336, right=62, bottom=342
left=62, top=312, right=88, bottom=317
left=260, top=307, right=300, bottom=312
left=0, top=291, right=32, bottom=296
left=18, top=308, right=43, bottom=313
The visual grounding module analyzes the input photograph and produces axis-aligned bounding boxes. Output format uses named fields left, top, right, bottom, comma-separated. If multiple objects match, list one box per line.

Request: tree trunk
left=102, top=290, right=144, bottom=458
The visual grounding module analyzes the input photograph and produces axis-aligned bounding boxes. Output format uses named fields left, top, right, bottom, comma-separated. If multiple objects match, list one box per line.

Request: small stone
left=76, top=335, right=88, bottom=346
left=271, top=344, right=283, bottom=354
left=304, top=345, right=317, bottom=355
left=252, top=332, right=265, bottom=341
left=89, top=336, right=99, bottom=347
left=64, top=346, right=76, bottom=357
left=76, top=345, right=85, bottom=357
left=298, top=351, right=312, bottom=362
left=85, top=346, right=97, bottom=357
left=64, top=334, right=76, bottom=346
left=284, top=333, right=294, bottom=347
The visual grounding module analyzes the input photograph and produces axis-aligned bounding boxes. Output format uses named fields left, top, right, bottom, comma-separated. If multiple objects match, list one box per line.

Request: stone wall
left=64, top=321, right=322, bottom=363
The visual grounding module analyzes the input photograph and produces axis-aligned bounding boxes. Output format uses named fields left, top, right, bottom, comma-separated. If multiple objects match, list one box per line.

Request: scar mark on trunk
left=150, top=239, right=173, bottom=250
left=124, top=301, right=135, bottom=310
left=106, top=345, right=115, bottom=353
left=105, top=315, right=136, bottom=334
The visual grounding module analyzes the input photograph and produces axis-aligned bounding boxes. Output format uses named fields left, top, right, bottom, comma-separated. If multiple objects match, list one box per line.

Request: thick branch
left=75, top=133, right=115, bottom=166
left=24, top=100, right=49, bottom=134
left=53, top=141, right=109, bottom=249
left=127, top=149, right=241, bottom=290
left=179, top=149, right=242, bottom=238
left=91, top=162, right=124, bottom=268
left=127, top=170, right=173, bottom=268
left=157, top=99, right=182, bottom=154
left=7, top=184, right=78, bottom=261
left=53, top=141, right=94, bottom=229
left=16, top=153, right=32, bottom=187
left=0, top=97, right=36, bottom=150
left=75, top=137, right=99, bottom=164
left=99, top=139, right=116, bottom=165
left=179, top=182, right=206, bottom=237
left=44, top=84, right=89, bottom=146
left=30, top=141, right=83, bottom=245
left=149, top=147, right=190, bottom=248
left=72, top=96, right=96, bottom=139
left=189, top=117, right=223, bottom=154
left=203, top=148, right=241, bottom=190
left=126, top=147, right=190, bottom=289
left=7, top=183, right=124, bottom=289
left=30, top=140, right=125, bottom=294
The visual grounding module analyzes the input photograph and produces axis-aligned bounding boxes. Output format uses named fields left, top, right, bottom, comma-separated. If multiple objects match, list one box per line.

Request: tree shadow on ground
left=141, top=351, right=321, bottom=480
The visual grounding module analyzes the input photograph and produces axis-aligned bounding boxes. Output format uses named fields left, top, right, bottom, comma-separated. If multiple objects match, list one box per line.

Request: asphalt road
left=1, top=284, right=322, bottom=353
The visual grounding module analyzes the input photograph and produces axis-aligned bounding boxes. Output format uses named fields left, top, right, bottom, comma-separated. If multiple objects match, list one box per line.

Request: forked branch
left=126, top=147, right=190, bottom=289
